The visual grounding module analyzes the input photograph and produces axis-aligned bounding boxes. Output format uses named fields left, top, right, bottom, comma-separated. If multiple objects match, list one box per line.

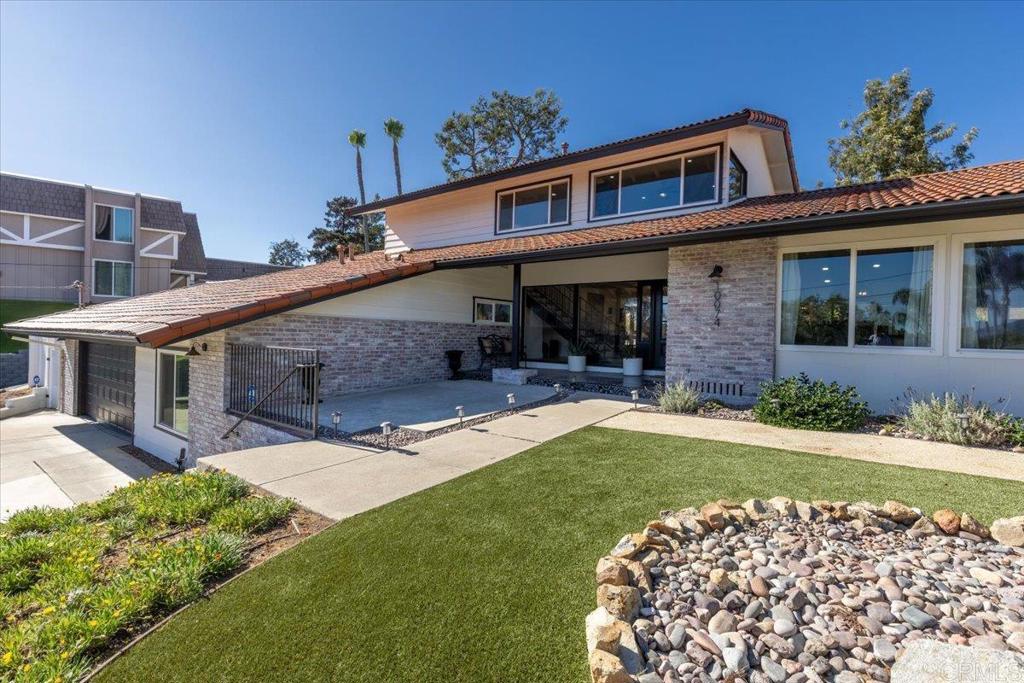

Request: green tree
left=435, top=89, right=568, bottom=181
left=348, top=129, right=369, bottom=252
left=267, top=239, right=305, bottom=267
left=384, top=117, right=404, bottom=195
left=307, top=195, right=385, bottom=264
left=828, top=69, right=978, bottom=185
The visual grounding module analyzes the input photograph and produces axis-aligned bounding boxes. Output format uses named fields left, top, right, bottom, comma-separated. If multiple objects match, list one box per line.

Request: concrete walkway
left=200, top=392, right=631, bottom=520
left=0, top=411, right=157, bottom=520
left=597, top=411, right=1024, bottom=482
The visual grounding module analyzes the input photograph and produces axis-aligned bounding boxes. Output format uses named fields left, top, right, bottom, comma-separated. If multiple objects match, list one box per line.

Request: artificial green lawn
left=0, top=300, right=74, bottom=353
left=98, top=427, right=1023, bottom=683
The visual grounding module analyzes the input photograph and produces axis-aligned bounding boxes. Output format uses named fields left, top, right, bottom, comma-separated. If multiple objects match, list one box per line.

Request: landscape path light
left=331, top=411, right=342, bottom=439
left=631, top=389, right=640, bottom=409
left=381, top=421, right=393, bottom=449
left=507, top=392, right=516, bottom=408
left=456, top=405, right=465, bottom=425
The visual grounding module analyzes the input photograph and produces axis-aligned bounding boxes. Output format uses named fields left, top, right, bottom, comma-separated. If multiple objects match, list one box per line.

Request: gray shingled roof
left=0, top=173, right=85, bottom=220
left=204, top=257, right=294, bottom=281
left=140, top=197, right=187, bottom=232
left=173, top=212, right=207, bottom=273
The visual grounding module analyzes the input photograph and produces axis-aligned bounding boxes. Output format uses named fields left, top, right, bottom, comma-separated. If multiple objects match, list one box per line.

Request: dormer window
left=590, top=147, right=720, bottom=220
left=729, top=152, right=748, bottom=201
left=496, top=178, right=570, bottom=233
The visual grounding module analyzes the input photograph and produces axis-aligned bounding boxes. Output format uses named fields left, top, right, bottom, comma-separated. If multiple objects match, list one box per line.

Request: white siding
left=133, top=347, right=188, bottom=465
left=774, top=215, right=1024, bottom=413
left=380, top=126, right=778, bottom=249
left=293, top=266, right=513, bottom=324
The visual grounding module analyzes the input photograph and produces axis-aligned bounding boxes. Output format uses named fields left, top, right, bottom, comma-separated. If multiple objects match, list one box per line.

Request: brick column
left=665, top=237, right=777, bottom=400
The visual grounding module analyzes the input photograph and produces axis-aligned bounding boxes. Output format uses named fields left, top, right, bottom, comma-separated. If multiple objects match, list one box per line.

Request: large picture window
left=157, top=351, right=189, bottom=435
left=780, top=250, right=851, bottom=346
left=780, top=244, right=936, bottom=349
left=590, top=148, right=719, bottom=219
left=961, top=238, right=1024, bottom=350
left=95, top=205, right=133, bottom=243
left=93, top=260, right=133, bottom=297
left=496, top=179, right=569, bottom=232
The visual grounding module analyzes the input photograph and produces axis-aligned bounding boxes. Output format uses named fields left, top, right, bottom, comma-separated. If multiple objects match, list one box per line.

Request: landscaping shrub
left=899, top=391, right=1022, bottom=448
left=211, top=497, right=296, bottom=535
left=99, top=471, right=250, bottom=526
left=656, top=382, right=700, bottom=414
left=754, top=373, right=870, bottom=431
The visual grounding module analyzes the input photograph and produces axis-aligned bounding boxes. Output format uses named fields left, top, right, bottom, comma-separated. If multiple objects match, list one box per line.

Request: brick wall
left=666, top=237, right=777, bottom=401
left=187, top=315, right=508, bottom=460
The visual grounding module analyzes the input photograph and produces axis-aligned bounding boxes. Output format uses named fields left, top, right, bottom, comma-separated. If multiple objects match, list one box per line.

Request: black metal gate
left=225, top=344, right=320, bottom=438
left=80, top=342, right=135, bottom=433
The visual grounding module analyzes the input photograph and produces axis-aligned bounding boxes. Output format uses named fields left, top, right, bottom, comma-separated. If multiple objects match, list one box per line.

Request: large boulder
left=883, top=500, right=920, bottom=525
left=596, top=557, right=629, bottom=586
left=742, top=498, right=772, bottom=521
left=767, top=496, right=797, bottom=519
left=588, top=649, right=632, bottom=683
left=891, top=639, right=1024, bottom=682
left=932, top=509, right=961, bottom=535
left=700, top=501, right=728, bottom=530
left=990, top=516, right=1024, bottom=547
left=959, top=512, right=990, bottom=539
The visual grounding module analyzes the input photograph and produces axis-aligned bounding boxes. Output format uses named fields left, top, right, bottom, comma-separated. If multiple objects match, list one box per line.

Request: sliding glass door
left=521, top=279, right=667, bottom=369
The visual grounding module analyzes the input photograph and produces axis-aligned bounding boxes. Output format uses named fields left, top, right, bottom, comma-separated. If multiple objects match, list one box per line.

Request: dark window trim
left=586, top=142, right=724, bottom=222
left=472, top=296, right=513, bottom=325
left=729, top=150, right=748, bottom=201
left=493, top=175, right=573, bottom=235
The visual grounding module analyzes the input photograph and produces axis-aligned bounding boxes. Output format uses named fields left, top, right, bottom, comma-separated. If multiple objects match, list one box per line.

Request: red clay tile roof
left=354, top=108, right=797, bottom=213
left=6, top=160, right=1023, bottom=347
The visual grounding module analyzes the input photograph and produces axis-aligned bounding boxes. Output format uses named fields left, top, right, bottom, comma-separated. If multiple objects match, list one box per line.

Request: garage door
left=81, top=342, right=135, bottom=433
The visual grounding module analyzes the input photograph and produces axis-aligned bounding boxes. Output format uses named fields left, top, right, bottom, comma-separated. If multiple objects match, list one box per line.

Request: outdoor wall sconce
left=507, top=393, right=516, bottom=407
left=331, top=411, right=342, bottom=438
left=381, top=421, right=393, bottom=449
left=708, top=265, right=724, bottom=327
left=185, top=342, right=208, bottom=357
left=456, top=405, right=465, bottom=425
left=631, top=389, right=640, bottom=409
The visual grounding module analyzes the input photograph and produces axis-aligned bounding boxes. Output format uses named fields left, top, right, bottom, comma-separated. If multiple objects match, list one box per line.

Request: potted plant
left=622, top=341, right=643, bottom=377
left=567, top=341, right=588, bottom=373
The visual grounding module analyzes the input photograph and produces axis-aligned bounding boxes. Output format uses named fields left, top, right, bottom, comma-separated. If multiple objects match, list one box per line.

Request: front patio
left=317, top=379, right=555, bottom=434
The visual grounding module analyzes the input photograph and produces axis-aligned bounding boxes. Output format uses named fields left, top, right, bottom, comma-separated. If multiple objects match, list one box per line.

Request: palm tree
left=384, top=118, right=404, bottom=195
left=348, top=129, right=368, bottom=252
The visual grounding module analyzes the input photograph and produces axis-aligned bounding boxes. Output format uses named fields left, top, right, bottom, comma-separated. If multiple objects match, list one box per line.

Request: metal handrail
left=221, top=363, right=317, bottom=439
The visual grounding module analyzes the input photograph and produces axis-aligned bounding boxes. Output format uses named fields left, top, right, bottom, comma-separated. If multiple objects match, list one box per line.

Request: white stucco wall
left=774, top=215, right=1024, bottom=414
left=134, top=347, right=188, bottom=464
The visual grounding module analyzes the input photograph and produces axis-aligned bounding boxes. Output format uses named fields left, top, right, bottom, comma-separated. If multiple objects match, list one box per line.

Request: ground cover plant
left=754, top=372, right=870, bottom=431
left=0, top=471, right=297, bottom=682
left=95, top=427, right=1024, bottom=683
left=898, top=391, right=1024, bottom=448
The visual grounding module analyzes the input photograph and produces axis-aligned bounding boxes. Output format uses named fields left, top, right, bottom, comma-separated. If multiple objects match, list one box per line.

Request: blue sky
left=2, top=1, right=1022, bottom=262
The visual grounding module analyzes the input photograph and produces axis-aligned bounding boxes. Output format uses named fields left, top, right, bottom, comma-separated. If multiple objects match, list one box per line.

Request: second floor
left=352, top=109, right=798, bottom=253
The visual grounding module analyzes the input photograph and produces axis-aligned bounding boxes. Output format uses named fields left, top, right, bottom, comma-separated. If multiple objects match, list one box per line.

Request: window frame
left=472, top=296, right=513, bottom=326
left=155, top=348, right=189, bottom=437
left=949, top=229, right=1024, bottom=358
left=775, top=235, right=945, bottom=355
left=91, top=258, right=134, bottom=298
left=493, top=176, right=572, bottom=234
left=93, top=203, right=135, bottom=244
left=587, top=144, right=722, bottom=222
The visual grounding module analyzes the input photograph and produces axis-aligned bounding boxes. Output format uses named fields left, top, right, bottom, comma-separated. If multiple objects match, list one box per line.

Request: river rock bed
left=587, top=499, right=1024, bottom=683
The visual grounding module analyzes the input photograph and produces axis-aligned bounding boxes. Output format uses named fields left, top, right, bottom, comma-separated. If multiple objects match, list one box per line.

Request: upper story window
left=728, top=152, right=748, bottom=201
left=95, top=205, right=134, bottom=243
left=590, top=147, right=720, bottom=220
left=496, top=179, right=570, bottom=232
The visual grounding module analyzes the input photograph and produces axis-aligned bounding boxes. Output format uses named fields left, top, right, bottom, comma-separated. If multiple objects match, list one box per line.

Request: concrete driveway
left=0, top=411, right=157, bottom=521
left=201, top=392, right=631, bottom=520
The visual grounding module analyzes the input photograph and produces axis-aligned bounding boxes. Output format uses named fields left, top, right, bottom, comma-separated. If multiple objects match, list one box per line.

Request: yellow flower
left=88, top=620, right=98, bottom=627
left=42, top=606, right=55, bottom=615
left=2, top=652, right=12, bottom=665
left=61, top=652, right=70, bottom=660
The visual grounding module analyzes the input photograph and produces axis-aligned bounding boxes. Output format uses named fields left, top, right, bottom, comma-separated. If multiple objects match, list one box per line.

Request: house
left=0, top=172, right=289, bottom=397
left=4, top=109, right=1022, bottom=467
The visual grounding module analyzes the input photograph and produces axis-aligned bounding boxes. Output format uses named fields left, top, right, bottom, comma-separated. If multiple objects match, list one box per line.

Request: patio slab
left=318, top=379, right=555, bottom=433
left=200, top=390, right=632, bottom=520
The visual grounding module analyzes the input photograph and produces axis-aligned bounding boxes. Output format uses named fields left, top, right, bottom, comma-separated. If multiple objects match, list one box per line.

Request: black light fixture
left=185, top=342, right=208, bottom=357
left=708, top=265, right=723, bottom=326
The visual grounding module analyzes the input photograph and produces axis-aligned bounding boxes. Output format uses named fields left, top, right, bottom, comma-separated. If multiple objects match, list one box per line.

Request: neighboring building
left=6, top=109, right=1023, bottom=467
left=204, top=257, right=293, bottom=281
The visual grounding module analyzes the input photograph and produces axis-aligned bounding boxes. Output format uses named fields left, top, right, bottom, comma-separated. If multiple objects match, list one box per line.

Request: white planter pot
left=622, top=357, right=643, bottom=377
left=567, top=355, right=587, bottom=373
